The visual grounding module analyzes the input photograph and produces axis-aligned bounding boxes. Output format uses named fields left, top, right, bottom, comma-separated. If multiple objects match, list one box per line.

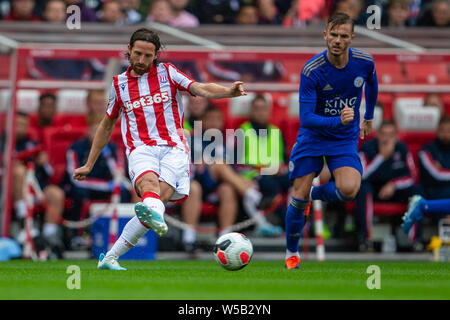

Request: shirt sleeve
left=364, top=61, right=378, bottom=121
left=106, top=76, right=121, bottom=119
left=166, top=63, right=196, bottom=93
left=299, top=71, right=342, bottom=129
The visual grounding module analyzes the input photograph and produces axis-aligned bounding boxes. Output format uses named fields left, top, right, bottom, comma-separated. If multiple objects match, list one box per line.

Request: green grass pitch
left=0, top=259, right=449, bottom=300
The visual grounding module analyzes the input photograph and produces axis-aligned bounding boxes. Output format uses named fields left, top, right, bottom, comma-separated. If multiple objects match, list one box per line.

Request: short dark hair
left=438, top=115, right=450, bottom=126
left=379, top=120, right=397, bottom=131
left=251, top=94, right=268, bottom=106
left=327, top=12, right=355, bottom=32
left=39, top=92, right=56, bottom=103
left=127, top=28, right=163, bottom=65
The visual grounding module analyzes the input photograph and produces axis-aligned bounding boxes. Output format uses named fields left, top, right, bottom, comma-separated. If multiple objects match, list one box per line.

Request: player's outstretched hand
left=360, top=120, right=373, bottom=139
left=73, top=165, right=92, bottom=181
left=340, top=106, right=354, bottom=126
left=230, top=81, right=247, bottom=97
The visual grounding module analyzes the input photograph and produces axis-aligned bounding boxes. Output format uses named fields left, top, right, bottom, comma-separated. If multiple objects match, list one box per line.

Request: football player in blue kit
left=285, top=12, right=378, bottom=269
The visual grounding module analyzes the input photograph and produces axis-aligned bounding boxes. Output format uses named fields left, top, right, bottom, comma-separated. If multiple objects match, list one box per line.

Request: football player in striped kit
left=73, top=28, right=247, bottom=270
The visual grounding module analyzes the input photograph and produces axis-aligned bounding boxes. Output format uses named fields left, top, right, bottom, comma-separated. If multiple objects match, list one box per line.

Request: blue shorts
left=289, top=153, right=363, bottom=181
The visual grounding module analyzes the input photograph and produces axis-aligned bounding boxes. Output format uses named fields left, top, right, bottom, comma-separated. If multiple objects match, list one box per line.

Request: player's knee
left=136, top=174, right=159, bottom=195
left=337, top=181, right=360, bottom=200
left=45, top=185, right=65, bottom=203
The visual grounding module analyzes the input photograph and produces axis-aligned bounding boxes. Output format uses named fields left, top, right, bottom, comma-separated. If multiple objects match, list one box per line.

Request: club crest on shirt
left=159, top=74, right=168, bottom=83
left=354, top=76, right=364, bottom=87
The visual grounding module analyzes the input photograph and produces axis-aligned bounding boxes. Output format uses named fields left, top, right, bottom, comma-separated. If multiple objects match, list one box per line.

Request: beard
left=130, top=59, right=152, bottom=75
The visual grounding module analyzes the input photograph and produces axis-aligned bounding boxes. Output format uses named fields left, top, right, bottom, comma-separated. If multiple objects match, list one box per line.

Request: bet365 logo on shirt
left=125, top=92, right=170, bottom=112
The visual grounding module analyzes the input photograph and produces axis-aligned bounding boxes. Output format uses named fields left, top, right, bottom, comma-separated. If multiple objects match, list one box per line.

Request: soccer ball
left=213, top=232, right=253, bottom=271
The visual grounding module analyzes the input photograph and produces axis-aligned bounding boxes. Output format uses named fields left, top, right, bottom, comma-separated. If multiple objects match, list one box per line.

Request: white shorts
left=128, top=145, right=190, bottom=202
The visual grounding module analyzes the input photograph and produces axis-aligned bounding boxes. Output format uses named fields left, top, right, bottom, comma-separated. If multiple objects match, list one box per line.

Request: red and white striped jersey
left=106, top=63, right=194, bottom=156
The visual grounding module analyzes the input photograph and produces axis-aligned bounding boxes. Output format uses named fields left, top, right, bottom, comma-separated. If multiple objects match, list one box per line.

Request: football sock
left=422, top=199, right=450, bottom=214
left=182, top=226, right=197, bottom=244
left=285, top=249, right=300, bottom=260
left=285, top=197, right=309, bottom=253
left=142, top=191, right=165, bottom=217
left=311, top=181, right=354, bottom=202
left=106, top=216, right=148, bottom=258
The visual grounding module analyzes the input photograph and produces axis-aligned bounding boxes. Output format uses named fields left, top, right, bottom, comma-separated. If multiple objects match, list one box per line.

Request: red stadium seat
left=404, top=62, right=450, bottom=84
left=375, top=61, right=405, bottom=84
left=43, top=126, right=87, bottom=184
left=346, top=201, right=408, bottom=216
left=377, top=93, right=394, bottom=120
left=398, top=131, right=436, bottom=171
left=283, top=117, right=300, bottom=153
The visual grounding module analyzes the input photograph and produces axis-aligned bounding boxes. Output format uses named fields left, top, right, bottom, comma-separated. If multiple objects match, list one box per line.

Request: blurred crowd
left=0, top=0, right=448, bottom=27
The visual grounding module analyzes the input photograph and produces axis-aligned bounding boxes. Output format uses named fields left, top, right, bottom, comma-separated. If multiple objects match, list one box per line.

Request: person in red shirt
left=3, top=0, right=42, bottom=21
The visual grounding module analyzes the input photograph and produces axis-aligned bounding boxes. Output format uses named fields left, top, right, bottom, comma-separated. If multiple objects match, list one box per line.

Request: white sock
left=43, top=223, right=58, bottom=238
left=106, top=216, right=149, bottom=258
left=218, top=228, right=231, bottom=237
left=243, top=188, right=266, bottom=227
left=15, top=200, right=27, bottom=219
left=182, top=226, right=196, bottom=244
left=285, top=249, right=300, bottom=260
left=143, top=196, right=165, bottom=218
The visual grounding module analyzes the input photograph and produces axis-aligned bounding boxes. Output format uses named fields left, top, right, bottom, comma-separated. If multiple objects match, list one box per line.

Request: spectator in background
left=183, top=95, right=209, bottom=133
left=402, top=116, right=450, bottom=234
left=356, top=121, right=419, bottom=252
left=86, top=89, right=106, bottom=126
left=382, top=0, right=411, bottom=27
left=190, top=106, right=283, bottom=238
left=333, top=0, right=365, bottom=25
left=418, top=0, right=450, bottom=27
left=118, top=0, right=142, bottom=24
left=236, top=3, right=259, bottom=25
left=167, top=0, right=199, bottom=27
left=237, top=95, right=290, bottom=228
left=257, top=0, right=282, bottom=24
left=99, top=0, right=124, bottom=25
left=64, top=0, right=98, bottom=22
left=424, top=92, right=446, bottom=117
left=181, top=107, right=239, bottom=256
left=282, top=0, right=331, bottom=27
left=146, top=0, right=173, bottom=25
left=29, top=92, right=58, bottom=143
left=64, top=123, right=130, bottom=249
left=189, top=0, right=240, bottom=24
left=13, top=112, right=65, bottom=258
left=3, top=0, right=41, bottom=21
left=42, top=0, right=67, bottom=23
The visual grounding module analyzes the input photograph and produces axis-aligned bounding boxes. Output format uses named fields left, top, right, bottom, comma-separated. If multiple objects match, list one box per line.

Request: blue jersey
left=295, top=48, right=378, bottom=157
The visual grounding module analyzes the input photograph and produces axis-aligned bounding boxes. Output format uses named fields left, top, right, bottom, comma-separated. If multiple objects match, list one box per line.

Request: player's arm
left=73, top=115, right=117, bottom=181
left=189, top=81, right=247, bottom=99
left=299, top=72, right=351, bottom=129
left=360, top=63, right=378, bottom=139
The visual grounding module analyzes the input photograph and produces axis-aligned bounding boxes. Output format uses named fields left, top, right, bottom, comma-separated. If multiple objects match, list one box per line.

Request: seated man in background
left=184, top=106, right=282, bottom=245
left=86, top=89, right=108, bottom=127
left=181, top=106, right=239, bottom=255
left=13, top=112, right=65, bottom=259
left=356, top=120, right=419, bottom=251
left=183, top=95, right=209, bottom=133
left=29, top=92, right=58, bottom=142
left=403, top=116, right=450, bottom=233
left=237, top=94, right=289, bottom=229
left=63, top=123, right=132, bottom=249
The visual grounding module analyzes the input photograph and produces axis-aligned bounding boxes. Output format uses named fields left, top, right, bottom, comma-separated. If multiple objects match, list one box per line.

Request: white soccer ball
left=213, top=232, right=253, bottom=271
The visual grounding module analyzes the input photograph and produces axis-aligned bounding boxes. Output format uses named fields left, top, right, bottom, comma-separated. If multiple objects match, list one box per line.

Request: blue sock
left=422, top=199, right=450, bottom=214
left=285, top=197, right=309, bottom=253
left=311, top=181, right=354, bottom=202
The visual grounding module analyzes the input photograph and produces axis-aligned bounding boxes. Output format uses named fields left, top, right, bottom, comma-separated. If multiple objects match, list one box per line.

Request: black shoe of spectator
left=358, top=240, right=374, bottom=253
left=45, top=235, right=65, bottom=260
left=183, top=242, right=200, bottom=259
